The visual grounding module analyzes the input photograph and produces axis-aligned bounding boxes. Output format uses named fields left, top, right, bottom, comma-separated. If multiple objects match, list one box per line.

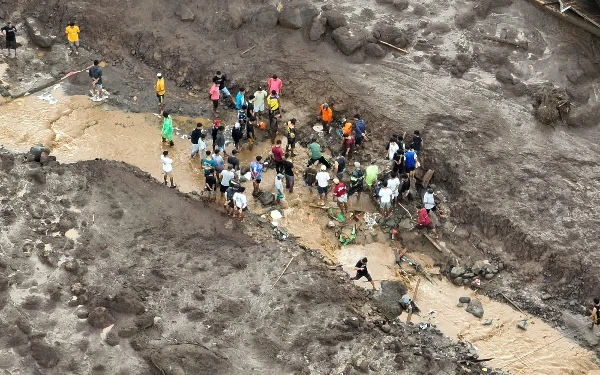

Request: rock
left=75, top=306, right=90, bottom=319
left=254, top=9, right=279, bottom=29
left=413, top=4, right=427, bottom=16
left=452, top=277, right=464, bottom=286
left=456, top=303, right=463, bottom=308
left=459, top=297, right=471, bottom=304
left=332, top=27, right=368, bottom=55
left=87, top=307, right=116, bottom=328
left=517, top=319, right=528, bottom=330
left=258, top=192, right=275, bottom=206
left=25, top=18, right=55, bottom=48
left=450, top=266, right=466, bottom=278
left=380, top=324, right=391, bottom=333
left=31, top=341, right=60, bottom=368
left=104, top=329, right=120, bottom=346
left=466, top=300, right=484, bottom=318
left=541, top=293, right=552, bottom=300
left=309, top=17, right=326, bottom=41
left=175, top=4, right=195, bottom=22
left=278, top=5, right=317, bottom=29
left=462, top=272, right=475, bottom=278
left=352, top=355, right=370, bottom=372
left=394, top=0, right=409, bottom=10
left=228, top=4, right=244, bottom=29
left=471, top=260, right=490, bottom=275
left=484, top=273, right=494, bottom=280
left=16, top=317, right=32, bottom=334
left=365, top=43, right=386, bottom=58
left=70, top=283, right=86, bottom=296
left=63, top=259, right=79, bottom=273
left=324, top=11, right=348, bottom=30
left=495, top=68, right=514, bottom=84
left=482, top=319, right=493, bottom=326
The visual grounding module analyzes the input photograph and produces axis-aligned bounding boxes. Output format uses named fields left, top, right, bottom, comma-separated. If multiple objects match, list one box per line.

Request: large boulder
left=254, top=8, right=279, bottom=29
left=324, top=11, right=348, bottom=30
left=365, top=43, right=386, bottom=58
left=87, top=307, right=116, bottom=328
left=25, top=18, right=55, bottom=48
left=332, top=27, right=368, bottom=55
left=278, top=5, right=318, bottom=29
left=309, top=16, right=327, bottom=41
left=175, top=4, right=195, bottom=22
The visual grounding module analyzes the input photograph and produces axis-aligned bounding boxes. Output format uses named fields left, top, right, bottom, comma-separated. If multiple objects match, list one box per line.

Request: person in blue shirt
left=236, top=87, right=246, bottom=110
left=250, top=155, right=264, bottom=196
left=404, top=145, right=418, bottom=179
left=353, top=114, right=367, bottom=147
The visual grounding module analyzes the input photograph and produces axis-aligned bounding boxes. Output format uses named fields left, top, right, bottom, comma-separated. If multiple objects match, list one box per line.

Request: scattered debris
left=517, top=319, right=528, bottom=330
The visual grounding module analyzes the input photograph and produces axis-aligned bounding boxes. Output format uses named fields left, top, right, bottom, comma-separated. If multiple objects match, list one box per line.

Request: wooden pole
left=378, top=40, right=409, bottom=54
left=271, top=256, right=295, bottom=289
left=240, top=45, right=257, bottom=55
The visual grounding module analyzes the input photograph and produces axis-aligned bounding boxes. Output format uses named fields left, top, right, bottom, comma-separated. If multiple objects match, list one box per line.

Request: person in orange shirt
left=65, top=22, right=80, bottom=56
left=343, top=121, right=353, bottom=136
left=319, top=103, right=333, bottom=134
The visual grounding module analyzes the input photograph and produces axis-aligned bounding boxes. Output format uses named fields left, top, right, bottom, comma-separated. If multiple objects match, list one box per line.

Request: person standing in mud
left=352, top=257, right=377, bottom=291
left=212, top=71, right=234, bottom=106
left=319, top=103, right=332, bottom=134
left=88, top=60, right=104, bottom=101
left=1, top=22, right=17, bottom=58
left=332, top=178, right=348, bottom=215
left=378, top=181, right=393, bottom=218
left=233, top=186, right=249, bottom=222
left=286, top=118, right=297, bottom=157
left=315, top=165, right=330, bottom=206
left=404, top=144, right=418, bottom=179
left=209, top=80, right=220, bottom=117
left=247, top=117, right=256, bottom=151
left=306, top=138, right=331, bottom=168
left=231, top=122, right=244, bottom=151
left=341, top=133, right=355, bottom=158
left=591, top=298, right=600, bottom=330
left=161, top=151, right=176, bottom=189
left=253, top=86, right=268, bottom=121
left=348, top=162, right=365, bottom=202
left=236, top=87, right=246, bottom=110
left=275, top=173, right=286, bottom=207
left=201, top=151, right=215, bottom=178
left=332, top=151, right=346, bottom=182
left=268, top=110, right=280, bottom=145
left=204, top=168, right=217, bottom=202
left=212, top=149, right=224, bottom=181
left=412, top=130, right=423, bottom=158
left=246, top=95, right=255, bottom=120
left=268, top=75, right=283, bottom=109
left=268, top=90, right=280, bottom=117
left=272, top=140, right=285, bottom=174
left=211, top=120, right=220, bottom=152
left=190, top=123, right=205, bottom=158
left=250, top=156, right=264, bottom=196
left=155, top=73, right=165, bottom=115
left=65, top=21, right=80, bottom=56
left=399, top=173, right=411, bottom=200
left=353, top=114, right=367, bottom=148
left=282, top=157, right=296, bottom=193
left=215, top=125, right=226, bottom=156
left=161, top=111, right=174, bottom=147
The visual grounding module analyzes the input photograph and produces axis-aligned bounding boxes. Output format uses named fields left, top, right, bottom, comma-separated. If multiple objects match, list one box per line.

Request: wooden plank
left=424, top=233, right=444, bottom=252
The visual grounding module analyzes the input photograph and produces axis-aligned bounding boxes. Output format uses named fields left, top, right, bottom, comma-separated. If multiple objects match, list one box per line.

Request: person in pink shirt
left=268, top=74, right=283, bottom=95
left=210, top=82, right=220, bottom=117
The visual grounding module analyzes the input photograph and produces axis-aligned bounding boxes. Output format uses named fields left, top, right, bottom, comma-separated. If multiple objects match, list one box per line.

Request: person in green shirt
left=306, top=137, right=331, bottom=168
left=161, top=111, right=174, bottom=147
left=365, top=161, right=379, bottom=188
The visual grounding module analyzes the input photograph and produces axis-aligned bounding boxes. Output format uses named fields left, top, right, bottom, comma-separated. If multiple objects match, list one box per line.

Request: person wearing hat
left=315, top=165, right=330, bottom=206
left=253, top=86, right=268, bottom=121
left=348, top=162, right=365, bottom=202
left=352, top=257, right=376, bottom=291
left=423, top=188, right=447, bottom=219
left=155, top=73, right=166, bottom=115
left=224, top=178, right=240, bottom=216
left=232, top=122, right=244, bottom=151
left=332, top=178, right=348, bottom=215
left=319, top=103, right=333, bottom=134
left=275, top=173, right=286, bottom=207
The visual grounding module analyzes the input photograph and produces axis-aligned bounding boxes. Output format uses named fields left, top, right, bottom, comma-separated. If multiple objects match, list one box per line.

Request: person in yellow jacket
left=155, top=73, right=166, bottom=115
left=65, top=22, right=80, bottom=56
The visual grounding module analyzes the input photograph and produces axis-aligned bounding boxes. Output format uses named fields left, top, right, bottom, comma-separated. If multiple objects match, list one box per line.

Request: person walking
left=272, top=140, right=285, bottom=174
left=250, top=156, right=264, bottom=196
left=306, top=138, right=330, bottom=168
left=275, top=173, right=286, bottom=206
left=161, top=111, right=174, bottom=147
left=204, top=168, right=217, bottom=202
left=378, top=181, right=393, bottom=218
left=404, top=145, right=418, bottom=179
left=161, top=151, right=176, bottom=188
left=65, top=21, right=80, bottom=56
left=209, top=81, right=220, bottom=117
left=235, top=87, right=246, bottom=110
left=282, top=158, right=296, bottom=193
left=319, top=103, right=333, bottom=134
left=253, top=86, right=268, bottom=121
left=233, top=187, right=249, bottom=222
left=212, top=71, right=234, bottom=106
left=286, top=118, right=297, bottom=156
left=315, top=165, right=330, bottom=206
left=414, top=204, right=438, bottom=238
left=348, top=162, right=366, bottom=202
left=351, top=257, right=377, bottom=291
left=155, top=73, right=165, bottom=115
left=332, top=178, right=348, bottom=215
left=88, top=60, right=104, bottom=101
left=190, top=123, right=205, bottom=158
left=1, top=22, right=17, bottom=58
left=354, top=114, right=367, bottom=147
left=220, top=165, right=235, bottom=201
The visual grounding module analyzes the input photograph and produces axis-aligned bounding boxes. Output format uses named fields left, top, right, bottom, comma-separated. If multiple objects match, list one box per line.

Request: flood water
left=1, top=86, right=599, bottom=375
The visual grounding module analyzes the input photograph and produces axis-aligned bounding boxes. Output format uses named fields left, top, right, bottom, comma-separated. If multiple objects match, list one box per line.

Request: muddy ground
left=1, top=0, right=600, bottom=373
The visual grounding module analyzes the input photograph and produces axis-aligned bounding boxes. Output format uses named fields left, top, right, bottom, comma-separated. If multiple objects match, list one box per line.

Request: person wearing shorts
left=378, top=182, right=393, bottom=218
left=88, top=60, right=104, bottom=101
left=155, top=73, right=165, bottom=115
left=161, top=151, right=176, bottom=189
left=1, top=22, right=17, bottom=58
left=352, top=257, right=376, bottom=291
left=315, top=165, right=330, bottom=206
left=213, top=71, right=234, bottom=106
left=204, top=169, right=217, bottom=202
left=253, top=86, right=268, bottom=121
left=220, top=165, right=235, bottom=200
left=233, top=187, right=249, bottom=222
left=332, top=178, right=348, bottom=215
left=224, top=184, right=239, bottom=216
left=65, top=22, right=80, bottom=56
left=250, top=156, right=264, bottom=196
left=209, top=81, right=220, bottom=116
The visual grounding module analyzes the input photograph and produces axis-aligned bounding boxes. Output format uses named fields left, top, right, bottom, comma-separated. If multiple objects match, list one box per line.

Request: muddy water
left=336, top=244, right=600, bottom=375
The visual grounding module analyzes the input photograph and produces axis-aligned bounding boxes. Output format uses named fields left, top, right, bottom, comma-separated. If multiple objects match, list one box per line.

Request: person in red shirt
left=319, top=103, right=333, bottom=134
left=271, top=139, right=285, bottom=174
left=332, top=178, right=348, bottom=215
left=414, top=204, right=438, bottom=238
left=341, top=133, right=355, bottom=158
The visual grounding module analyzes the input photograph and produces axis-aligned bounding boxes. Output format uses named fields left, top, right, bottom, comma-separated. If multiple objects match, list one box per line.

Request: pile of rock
left=449, top=259, right=503, bottom=286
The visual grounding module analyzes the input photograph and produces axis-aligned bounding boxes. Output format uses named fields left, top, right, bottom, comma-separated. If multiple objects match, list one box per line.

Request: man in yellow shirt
left=65, top=22, right=80, bottom=56
left=155, top=73, right=165, bottom=115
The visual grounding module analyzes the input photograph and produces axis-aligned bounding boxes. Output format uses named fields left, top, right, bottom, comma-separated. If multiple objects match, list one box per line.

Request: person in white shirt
left=220, top=166, right=235, bottom=200
left=423, top=188, right=447, bottom=219
left=378, top=182, right=393, bottom=218
left=275, top=173, right=285, bottom=205
left=386, top=172, right=400, bottom=206
left=161, top=150, right=176, bottom=188
left=388, top=138, right=399, bottom=165
left=233, top=186, right=248, bottom=222
left=315, top=165, right=330, bottom=206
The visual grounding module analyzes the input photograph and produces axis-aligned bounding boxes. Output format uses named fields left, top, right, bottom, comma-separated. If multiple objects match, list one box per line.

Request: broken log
left=378, top=40, right=409, bottom=54
left=481, top=34, right=528, bottom=50
left=240, top=45, right=257, bottom=55
left=424, top=233, right=444, bottom=252
left=421, top=169, right=434, bottom=188
left=271, top=257, right=295, bottom=289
